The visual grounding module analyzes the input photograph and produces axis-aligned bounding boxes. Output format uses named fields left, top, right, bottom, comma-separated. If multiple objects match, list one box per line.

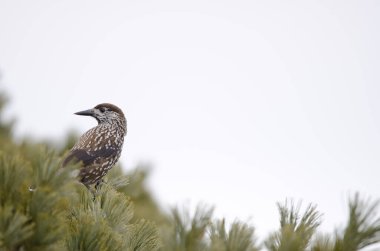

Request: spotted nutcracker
left=63, top=103, right=127, bottom=188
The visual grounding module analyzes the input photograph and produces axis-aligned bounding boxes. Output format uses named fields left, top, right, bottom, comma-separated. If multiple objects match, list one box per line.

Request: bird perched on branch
left=63, top=103, right=127, bottom=189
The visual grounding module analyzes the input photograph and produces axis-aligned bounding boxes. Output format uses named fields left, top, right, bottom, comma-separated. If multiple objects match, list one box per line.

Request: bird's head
left=75, top=103, right=126, bottom=126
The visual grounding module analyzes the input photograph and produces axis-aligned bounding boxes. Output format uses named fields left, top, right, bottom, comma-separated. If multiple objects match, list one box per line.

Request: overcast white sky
left=1, top=0, right=380, bottom=241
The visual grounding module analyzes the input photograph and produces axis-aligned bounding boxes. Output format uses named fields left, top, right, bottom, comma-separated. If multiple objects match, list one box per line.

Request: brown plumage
left=63, top=103, right=127, bottom=188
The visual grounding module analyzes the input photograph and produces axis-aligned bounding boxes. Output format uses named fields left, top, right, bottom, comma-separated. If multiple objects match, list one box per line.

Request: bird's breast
left=73, top=124, right=125, bottom=151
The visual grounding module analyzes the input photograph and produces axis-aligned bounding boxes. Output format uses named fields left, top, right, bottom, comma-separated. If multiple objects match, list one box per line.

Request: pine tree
left=0, top=91, right=160, bottom=251
left=1, top=87, right=380, bottom=251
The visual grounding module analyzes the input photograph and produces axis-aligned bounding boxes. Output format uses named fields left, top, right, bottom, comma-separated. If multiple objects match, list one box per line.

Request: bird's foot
left=95, top=179, right=107, bottom=191
left=86, top=179, right=108, bottom=200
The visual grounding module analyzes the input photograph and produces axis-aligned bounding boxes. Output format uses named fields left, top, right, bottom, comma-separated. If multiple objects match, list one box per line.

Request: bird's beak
left=74, top=108, right=94, bottom=116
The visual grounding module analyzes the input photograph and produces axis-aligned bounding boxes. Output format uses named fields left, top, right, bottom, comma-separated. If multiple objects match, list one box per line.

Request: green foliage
left=311, top=234, right=335, bottom=251
left=0, top=150, right=70, bottom=250
left=66, top=184, right=159, bottom=251
left=265, top=201, right=321, bottom=251
left=332, top=193, right=380, bottom=251
left=0, top=205, right=34, bottom=249
left=161, top=205, right=260, bottom=251
left=0, top=92, right=14, bottom=140
left=1, top=89, right=380, bottom=251
left=167, top=205, right=213, bottom=251
left=125, top=219, right=161, bottom=251
left=0, top=154, right=31, bottom=209
left=210, top=219, right=259, bottom=251
left=0, top=148, right=161, bottom=251
left=0, top=100, right=160, bottom=251
left=113, top=166, right=168, bottom=225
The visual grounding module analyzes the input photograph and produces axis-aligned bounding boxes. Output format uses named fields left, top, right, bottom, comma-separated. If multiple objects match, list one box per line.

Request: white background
left=1, top=0, right=379, bottom=242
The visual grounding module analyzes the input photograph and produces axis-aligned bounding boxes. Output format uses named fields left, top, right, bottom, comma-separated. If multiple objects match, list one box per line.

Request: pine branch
left=333, top=193, right=380, bottom=251
left=311, top=234, right=334, bottom=251
left=0, top=205, right=34, bottom=250
left=164, top=204, right=213, bottom=251
left=125, top=219, right=161, bottom=251
left=210, top=219, right=259, bottom=251
left=265, top=200, right=321, bottom=251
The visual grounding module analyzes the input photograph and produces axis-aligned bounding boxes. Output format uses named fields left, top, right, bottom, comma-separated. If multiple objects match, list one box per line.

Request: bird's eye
left=99, top=107, right=106, bottom=113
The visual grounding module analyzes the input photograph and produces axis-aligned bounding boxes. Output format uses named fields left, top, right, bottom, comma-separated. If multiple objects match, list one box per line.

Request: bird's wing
left=62, top=147, right=117, bottom=167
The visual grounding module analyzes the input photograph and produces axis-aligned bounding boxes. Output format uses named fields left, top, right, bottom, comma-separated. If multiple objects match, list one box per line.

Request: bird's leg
left=95, top=179, right=105, bottom=191
left=84, top=183, right=97, bottom=199
left=91, top=189, right=96, bottom=200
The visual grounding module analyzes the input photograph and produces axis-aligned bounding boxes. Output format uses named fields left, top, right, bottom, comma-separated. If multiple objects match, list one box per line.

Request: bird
left=62, top=103, right=127, bottom=189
